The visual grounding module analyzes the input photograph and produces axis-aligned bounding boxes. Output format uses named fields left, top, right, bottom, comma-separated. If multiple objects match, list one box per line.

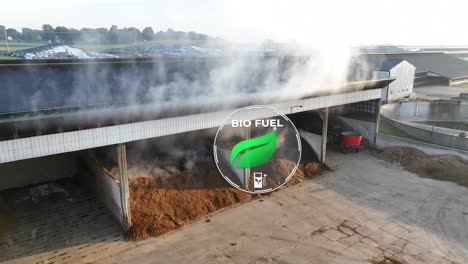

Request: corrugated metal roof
left=353, top=53, right=468, bottom=79
left=376, top=59, right=405, bottom=71
left=0, top=58, right=227, bottom=114
left=0, top=57, right=387, bottom=115
left=389, top=53, right=468, bottom=79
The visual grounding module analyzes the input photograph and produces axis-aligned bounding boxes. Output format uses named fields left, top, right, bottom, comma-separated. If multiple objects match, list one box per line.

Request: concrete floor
left=93, top=150, right=468, bottom=264
left=1, top=149, right=467, bottom=264
left=414, top=85, right=468, bottom=99
left=0, top=179, right=130, bottom=264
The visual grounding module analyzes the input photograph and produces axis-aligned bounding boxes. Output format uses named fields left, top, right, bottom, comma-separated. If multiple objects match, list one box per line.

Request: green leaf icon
left=230, top=129, right=277, bottom=168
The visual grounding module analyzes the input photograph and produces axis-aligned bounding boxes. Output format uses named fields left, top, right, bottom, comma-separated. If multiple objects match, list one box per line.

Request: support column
left=373, top=100, right=382, bottom=148
left=243, top=126, right=251, bottom=191
left=13, top=126, right=18, bottom=139
left=116, top=143, right=131, bottom=231
left=321, top=107, right=329, bottom=163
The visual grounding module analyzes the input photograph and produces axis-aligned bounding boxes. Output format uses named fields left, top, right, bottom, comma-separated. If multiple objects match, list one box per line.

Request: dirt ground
left=377, top=147, right=468, bottom=187
left=99, top=133, right=323, bottom=241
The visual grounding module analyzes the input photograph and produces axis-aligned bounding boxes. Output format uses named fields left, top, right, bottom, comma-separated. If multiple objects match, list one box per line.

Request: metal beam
left=116, top=143, right=131, bottom=231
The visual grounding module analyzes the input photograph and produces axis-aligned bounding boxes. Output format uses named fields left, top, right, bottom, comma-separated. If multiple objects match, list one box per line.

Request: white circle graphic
left=213, top=105, right=302, bottom=194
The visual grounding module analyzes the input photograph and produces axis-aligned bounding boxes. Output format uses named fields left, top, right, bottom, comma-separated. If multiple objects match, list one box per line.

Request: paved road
left=95, top=150, right=468, bottom=264
left=415, top=85, right=468, bottom=99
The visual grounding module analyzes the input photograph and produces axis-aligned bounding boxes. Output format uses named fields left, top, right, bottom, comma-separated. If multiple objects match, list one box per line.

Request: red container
left=340, top=132, right=362, bottom=146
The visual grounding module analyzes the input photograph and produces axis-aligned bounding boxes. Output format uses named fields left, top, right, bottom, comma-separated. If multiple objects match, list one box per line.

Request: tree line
left=0, top=25, right=211, bottom=44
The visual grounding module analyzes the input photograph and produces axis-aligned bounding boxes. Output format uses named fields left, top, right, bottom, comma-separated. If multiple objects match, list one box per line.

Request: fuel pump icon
left=253, top=172, right=267, bottom=189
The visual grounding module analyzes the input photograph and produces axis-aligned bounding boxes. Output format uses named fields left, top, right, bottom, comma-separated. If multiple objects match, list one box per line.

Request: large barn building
left=354, top=52, right=468, bottom=87
left=372, top=59, right=415, bottom=102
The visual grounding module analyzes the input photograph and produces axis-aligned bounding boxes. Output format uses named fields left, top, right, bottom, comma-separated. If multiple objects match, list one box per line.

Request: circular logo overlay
left=214, top=105, right=302, bottom=194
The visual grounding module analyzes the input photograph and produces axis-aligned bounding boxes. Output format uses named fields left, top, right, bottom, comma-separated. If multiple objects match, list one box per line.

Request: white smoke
left=10, top=43, right=356, bottom=127
left=280, top=46, right=352, bottom=98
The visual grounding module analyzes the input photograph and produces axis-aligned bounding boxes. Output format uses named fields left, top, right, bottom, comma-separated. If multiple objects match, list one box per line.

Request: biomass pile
left=97, top=132, right=323, bottom=241
left=127, top=162, right=250, bottom=240
left=377, top=147, right=468, bottom=187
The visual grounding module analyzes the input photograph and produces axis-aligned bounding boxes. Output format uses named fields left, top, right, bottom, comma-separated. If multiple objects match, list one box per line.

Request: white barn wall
left=388, top=61, right=415, bottom=101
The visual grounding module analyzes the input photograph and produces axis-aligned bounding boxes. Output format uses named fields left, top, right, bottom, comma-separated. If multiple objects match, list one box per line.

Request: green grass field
left=414, top=121, right=468, bottom=131
left=0, top=55, right=20, bottom=60
left=378, top=119, right=425, bottom=141
left=0, top=41, right=44, bottom=52
left=454, top=82, right=468, bottom=88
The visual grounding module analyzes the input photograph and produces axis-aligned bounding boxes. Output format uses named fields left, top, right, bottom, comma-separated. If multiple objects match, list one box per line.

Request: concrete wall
left=0, top=153, right=78, bottom=191
left=382, top=116, right=468, bottom=151
left=376, top=133, right=468, bottom=160
left=381, top=101, right=468, bottom=151
left=299, top=131, right=322, bottom=161
left=381, top=101, right=468, bottom=122
left=82, top=154, right=123, bottom=228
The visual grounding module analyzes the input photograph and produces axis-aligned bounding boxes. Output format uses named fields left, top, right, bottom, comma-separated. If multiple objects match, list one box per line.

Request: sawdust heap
left=128, top=162, right=251, bottom=241
left=127, top=159, right=322, bottom=241
left=255, top=158, right=321, bottom=189
left=125, top=135, right=322, bottom=241
left=377, top=147, right=468, bottom=187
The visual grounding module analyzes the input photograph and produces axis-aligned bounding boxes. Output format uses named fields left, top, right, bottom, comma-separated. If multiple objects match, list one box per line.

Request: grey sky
left=3, top=0, right=468, bottom=46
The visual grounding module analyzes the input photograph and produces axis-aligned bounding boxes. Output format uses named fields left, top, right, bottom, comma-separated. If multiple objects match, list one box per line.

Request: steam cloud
left=3, top=43, right=360, bottom=127
left=74, top=45, right=352, bottom=111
